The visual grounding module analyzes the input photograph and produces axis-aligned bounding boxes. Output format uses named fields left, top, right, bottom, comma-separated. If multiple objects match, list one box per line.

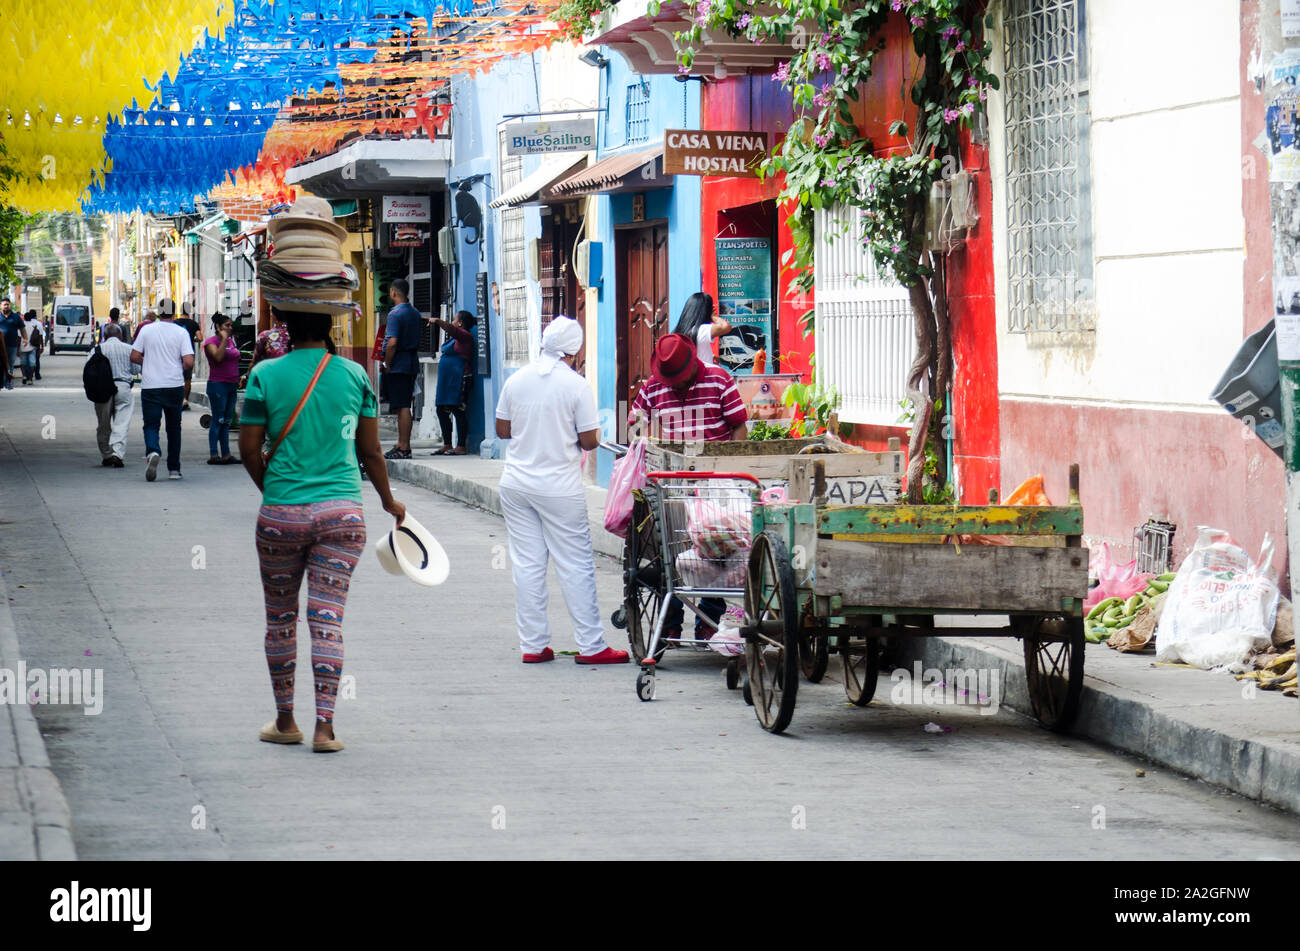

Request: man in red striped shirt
left=628, top=333, right=748, bottom=646
left=629, top=333, right=748, bottom=443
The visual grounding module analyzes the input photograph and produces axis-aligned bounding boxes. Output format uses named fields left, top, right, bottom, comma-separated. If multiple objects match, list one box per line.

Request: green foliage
left=748, top=420, right=795, bottom=440
left=897, top=396, right=956, bottom=504
left=553, top=0, right=618, bottom=41
left=0, top=138, right=35, bottom=290
left=783, top=380, right=841, bottom=437
left=676, top=0, right=997, bottom=293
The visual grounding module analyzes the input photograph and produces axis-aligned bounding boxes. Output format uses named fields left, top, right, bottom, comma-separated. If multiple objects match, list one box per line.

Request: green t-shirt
left=241, top=349, right=378, bottom=505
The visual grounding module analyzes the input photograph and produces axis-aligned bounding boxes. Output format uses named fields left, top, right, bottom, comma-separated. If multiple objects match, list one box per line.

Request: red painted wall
left=699, top=13, right=999, bottom=496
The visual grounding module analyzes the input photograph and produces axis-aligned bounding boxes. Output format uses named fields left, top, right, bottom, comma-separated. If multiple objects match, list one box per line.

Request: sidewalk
left=382, top=448, right=1300, bottom=815
left=0, top=573, right=78, bottom=861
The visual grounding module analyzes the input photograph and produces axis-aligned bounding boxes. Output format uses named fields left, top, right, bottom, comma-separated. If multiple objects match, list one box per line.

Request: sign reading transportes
left=504, top=119, right=596, bottom=156
left=664, top=129, right=769, bottom=177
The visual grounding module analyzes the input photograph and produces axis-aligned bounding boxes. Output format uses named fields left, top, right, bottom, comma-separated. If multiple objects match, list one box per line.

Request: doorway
left=616, top=221, right=669, bottom=439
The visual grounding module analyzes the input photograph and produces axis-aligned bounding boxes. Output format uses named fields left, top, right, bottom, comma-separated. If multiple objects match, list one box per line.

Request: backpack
left=28, top=323, right=42, bottom=348
left=83, top=345, right=117, bottom=403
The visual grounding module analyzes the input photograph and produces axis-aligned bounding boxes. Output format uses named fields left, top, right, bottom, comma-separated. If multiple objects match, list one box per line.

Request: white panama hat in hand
left=374, top=513, right=449, bottom=586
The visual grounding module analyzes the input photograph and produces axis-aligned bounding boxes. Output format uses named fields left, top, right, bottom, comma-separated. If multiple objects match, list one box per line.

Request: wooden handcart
left=740, top=463, right=1090, bottom=734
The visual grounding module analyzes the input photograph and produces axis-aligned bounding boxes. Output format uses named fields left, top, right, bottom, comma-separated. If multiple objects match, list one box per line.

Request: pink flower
left=955, top=40, right=966, bottom=51
left=813, top=133, right=830, bottom=147
left=841, top=63, right=850, bottom=75
left=774, top=60, right=790, bottom=82
left=910, top=15, right=926, bottom=27
left=891, top=0, right=903, bottom=10
left=817, top=52, right=831, bottom=71
left=813, top=91, right=828, bottom=107
left=738, top=13, right=751, bottom=27
left=961, top=102, right=975, bottom=116
left=967, top=76, right=979, bottom=87
left=942, top=25, right=959, bottom=38
left=891, top=243, right=900, bottom=253
left=978, top=87, right=987, bottom=101
left=678, top=63, right=690, bottom=75
left=943, top=107, right=959, bottom=123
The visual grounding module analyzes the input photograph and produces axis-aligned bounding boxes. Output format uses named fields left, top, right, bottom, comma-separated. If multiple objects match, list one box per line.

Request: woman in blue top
left=430, top=309, right=477, bottom=455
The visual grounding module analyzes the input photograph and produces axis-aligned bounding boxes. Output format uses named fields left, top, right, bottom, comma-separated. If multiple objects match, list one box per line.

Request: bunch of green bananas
left=1084, top=572, right=1176, bottom=643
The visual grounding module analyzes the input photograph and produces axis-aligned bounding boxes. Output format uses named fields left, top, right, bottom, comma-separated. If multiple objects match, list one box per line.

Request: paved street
left=3, top=356, right=1300, bottom=860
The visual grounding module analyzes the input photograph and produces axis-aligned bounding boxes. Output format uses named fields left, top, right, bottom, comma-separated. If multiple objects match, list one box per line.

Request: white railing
left=813, top=205, right=916, bottom=427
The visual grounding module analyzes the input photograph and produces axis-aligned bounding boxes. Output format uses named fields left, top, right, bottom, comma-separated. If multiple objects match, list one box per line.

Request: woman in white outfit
left=495, top=316, right=629, bottom=666
left=673, top=292, right=730, bottom=367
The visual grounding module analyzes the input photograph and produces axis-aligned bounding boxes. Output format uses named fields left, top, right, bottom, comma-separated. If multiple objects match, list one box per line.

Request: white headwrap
left=536, top=315, right=584, bottom=376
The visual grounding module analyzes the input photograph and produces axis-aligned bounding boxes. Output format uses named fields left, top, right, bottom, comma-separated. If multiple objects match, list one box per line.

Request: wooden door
left=620, top=223, right=669, bottom=422
left=539, top=207, right=586, bottom=374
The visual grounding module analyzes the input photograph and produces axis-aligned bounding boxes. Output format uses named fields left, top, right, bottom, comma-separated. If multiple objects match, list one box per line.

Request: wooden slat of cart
left=812, top=540, right=1089, bottom=614
left=816, top=505, right=1083, bottom=536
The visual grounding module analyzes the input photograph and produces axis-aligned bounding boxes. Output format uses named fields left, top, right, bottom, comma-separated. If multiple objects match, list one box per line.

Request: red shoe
left=522, top=647, right=555, bottom=664
left=575, top=647, right=630, bottom=665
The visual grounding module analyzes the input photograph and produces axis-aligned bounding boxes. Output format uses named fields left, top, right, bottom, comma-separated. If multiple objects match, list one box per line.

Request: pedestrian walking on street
left=239, top=318, right=289, bottom=389
left=382, top=279, right=421, bottom=459
left=629, top=333, right=750, bottom=642
left=430, top=309, right=476, bottom=455
left=28, top=309, right=44, bottom=380
left=203, top=313, right=240, bottom=465
left=132, top=307, right=157, bottom=344
left=19, top=310, right=42, bottom=384
left=88, top=323, right=136, bottom=467
left=175, top=302, right=201, bottom=412
left=0, top=297, right=22, bottom=390
left=242, top=194, right=406, bottom=753
left=495, top=315, right=628, bottom=666
left=131, top=304, right=195, bottom=482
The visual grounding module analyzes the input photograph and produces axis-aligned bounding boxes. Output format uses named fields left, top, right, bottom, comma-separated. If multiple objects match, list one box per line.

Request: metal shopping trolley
left=605, top=443, right=762, bottom=702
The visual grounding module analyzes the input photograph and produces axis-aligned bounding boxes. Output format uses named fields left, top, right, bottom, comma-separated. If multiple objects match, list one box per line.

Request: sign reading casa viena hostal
left=504, top=119, right=596, bottom=156
left=663, top=129, right=769, bottom=176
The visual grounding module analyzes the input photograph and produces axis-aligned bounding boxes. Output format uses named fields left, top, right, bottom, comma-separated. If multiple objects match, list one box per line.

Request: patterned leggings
left=255, top=501, right=367, bottom=723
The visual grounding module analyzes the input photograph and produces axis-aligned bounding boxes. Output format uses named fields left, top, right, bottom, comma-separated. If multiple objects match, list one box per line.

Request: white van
left=50, top=294, right=96, bottom=351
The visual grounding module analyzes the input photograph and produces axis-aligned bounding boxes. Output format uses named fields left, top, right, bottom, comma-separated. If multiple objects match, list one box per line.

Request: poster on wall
left=1285, top=0, right=1300, bottom=38
left=475, top=271, right=491, bottom=377
left=714, top=237, right=772, bottom=376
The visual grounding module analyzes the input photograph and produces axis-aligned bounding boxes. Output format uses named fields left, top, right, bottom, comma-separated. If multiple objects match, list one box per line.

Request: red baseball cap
left=651, top=333, right=701, bottom=388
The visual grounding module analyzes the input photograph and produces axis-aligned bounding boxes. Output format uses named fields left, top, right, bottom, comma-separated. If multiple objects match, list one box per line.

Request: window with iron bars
left=1003, top=0, right=1095, bottom=333
left=626, top=81, right=650, bottom=145
left=501, top=284, right=530, bottom=363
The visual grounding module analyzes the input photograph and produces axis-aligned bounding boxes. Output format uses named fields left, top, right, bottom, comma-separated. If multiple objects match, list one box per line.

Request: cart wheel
left=611, top=606, right=627, bottom=630
left=623, top=496, right=667, bottom=663
left=841, top=629, right=881, bottom=707
left=744, top=532, right=800, bottom=734
left=799, top=619, right=829, bottom=683
left=636, top=667, right=656, bottom=702
left=1020, top=615, right=1084, bottom=732
left=742, top=673, right=753, bottom=706
left=725, top=656, right=740, bottom=690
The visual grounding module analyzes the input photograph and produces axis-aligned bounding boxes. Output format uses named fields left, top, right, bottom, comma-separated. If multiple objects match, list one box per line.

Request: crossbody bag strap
left=264, top=352, right=332, bottom=464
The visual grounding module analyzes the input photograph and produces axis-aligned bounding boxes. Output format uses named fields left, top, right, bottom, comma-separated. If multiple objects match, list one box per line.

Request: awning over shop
left=489, top=155, right=590, bottom=208
left=549, top=143, right=669, bottom=197
left=285, top=137, right=452, bottom=198
left=585, top=0, right=800, bottom=77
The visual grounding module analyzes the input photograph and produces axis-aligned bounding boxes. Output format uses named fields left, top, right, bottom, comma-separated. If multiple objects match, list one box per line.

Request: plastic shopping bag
left=1155, top=527, right=1279, bottom=669
left=603, top=439, right=647, bottom=538
left=687, top=493, right=753, bottom=559
left=1083, top=542, right=1151, bottom=612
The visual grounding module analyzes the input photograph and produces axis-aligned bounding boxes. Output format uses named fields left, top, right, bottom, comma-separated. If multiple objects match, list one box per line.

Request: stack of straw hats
left=258, top=195, right=359, bottom=313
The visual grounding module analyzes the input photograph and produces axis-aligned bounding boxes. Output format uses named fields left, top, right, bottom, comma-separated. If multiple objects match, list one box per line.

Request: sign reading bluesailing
left=504, top=119, right=596, bottom=156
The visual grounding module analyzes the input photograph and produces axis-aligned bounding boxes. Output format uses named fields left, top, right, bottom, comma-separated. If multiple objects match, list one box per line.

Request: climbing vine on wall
left=675, top=0, right=997, bottom=502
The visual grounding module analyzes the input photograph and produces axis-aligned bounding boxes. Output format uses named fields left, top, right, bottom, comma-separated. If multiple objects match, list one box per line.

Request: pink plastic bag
left=603, top=439, right=647, bottom=538
left=1083, top=542, right=1151, bottom=611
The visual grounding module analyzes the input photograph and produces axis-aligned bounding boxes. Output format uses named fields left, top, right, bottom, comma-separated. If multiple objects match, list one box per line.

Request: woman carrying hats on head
left=240, top=196, right=407, bottom=754
left=495, top=315, right=628, bottom=666
left=629, top=332, right=750, bottom=643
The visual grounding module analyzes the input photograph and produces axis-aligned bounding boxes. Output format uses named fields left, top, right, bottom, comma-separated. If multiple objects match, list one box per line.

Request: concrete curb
left=896, top=634, right=1300, bottom=815
left=0, top=573, right=78, bottom=860
left=384, top=457, right=626, bottom=560
left=386, top=456, right=1300, bottom=815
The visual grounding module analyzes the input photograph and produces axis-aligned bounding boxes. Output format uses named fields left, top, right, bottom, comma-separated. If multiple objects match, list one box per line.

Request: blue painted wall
left=590, top=53, right=702, bottom=484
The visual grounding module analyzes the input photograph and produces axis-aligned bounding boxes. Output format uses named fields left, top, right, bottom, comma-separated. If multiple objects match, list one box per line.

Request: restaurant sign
left=663, top=129, right=769, bottom=177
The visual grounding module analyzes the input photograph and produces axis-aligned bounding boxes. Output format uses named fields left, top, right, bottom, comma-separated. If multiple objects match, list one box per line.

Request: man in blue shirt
left=0, top=298, right=24, bottom=390
left=382, top=278, right=421, bottom=459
